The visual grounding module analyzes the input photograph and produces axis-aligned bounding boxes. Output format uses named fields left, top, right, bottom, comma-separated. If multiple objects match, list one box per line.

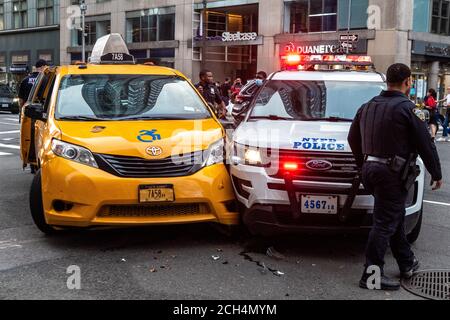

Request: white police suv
left=229, top=55, right=425, bottom=243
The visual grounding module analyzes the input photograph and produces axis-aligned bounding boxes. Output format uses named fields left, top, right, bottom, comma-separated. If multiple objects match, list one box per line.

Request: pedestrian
left=255, top=71, right=268, bottom=87
left=195, top=70, right=226, bottom=119
left=220, top=77, right=232, bottom=106
left=230, top=78, right=243, bottom=103
left=18, top=59, right=48, bottom=110
left=424, top=88, right=439, bottom=141
left=437, top=86, right=450, bottom=142
left=348, top=63, right=443, bottom=291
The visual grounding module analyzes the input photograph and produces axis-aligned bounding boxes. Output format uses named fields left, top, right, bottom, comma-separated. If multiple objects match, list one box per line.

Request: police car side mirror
left=25, top=103, right=46, bottom=121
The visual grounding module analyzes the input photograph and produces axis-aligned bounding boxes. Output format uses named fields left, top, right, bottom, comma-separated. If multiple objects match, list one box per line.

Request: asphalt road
left=0, top=111, right=449, bottom=300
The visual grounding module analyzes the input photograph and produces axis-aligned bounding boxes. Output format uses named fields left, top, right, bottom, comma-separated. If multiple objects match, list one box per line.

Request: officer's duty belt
left=365, top=156, right=391, bottom=165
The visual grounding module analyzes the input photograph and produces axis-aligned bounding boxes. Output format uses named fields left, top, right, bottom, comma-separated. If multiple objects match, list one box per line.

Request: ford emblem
left=306, top=160, right=333, bottom=171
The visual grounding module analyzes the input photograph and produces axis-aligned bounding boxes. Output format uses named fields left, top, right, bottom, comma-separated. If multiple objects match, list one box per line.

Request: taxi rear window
left=55, top=75, right=212, bottom=121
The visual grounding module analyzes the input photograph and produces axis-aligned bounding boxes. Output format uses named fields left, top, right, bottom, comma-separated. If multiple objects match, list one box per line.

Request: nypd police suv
left=229, top=55, right=425, bottom=243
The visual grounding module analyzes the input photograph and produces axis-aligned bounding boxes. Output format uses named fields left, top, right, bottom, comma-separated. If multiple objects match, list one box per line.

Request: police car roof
left=271, top=71, right=385, bottom=82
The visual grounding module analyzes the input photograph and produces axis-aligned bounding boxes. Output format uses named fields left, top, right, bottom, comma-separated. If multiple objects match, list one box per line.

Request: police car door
left=20, top=68, right=56, bottom=167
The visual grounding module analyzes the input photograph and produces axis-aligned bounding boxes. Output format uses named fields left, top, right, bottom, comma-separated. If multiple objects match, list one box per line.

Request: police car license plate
left=139, top=185, right=175, bottom=203
left=300, top=195, right=338, bottom=214
left=1, top=104, right=8, bottom=108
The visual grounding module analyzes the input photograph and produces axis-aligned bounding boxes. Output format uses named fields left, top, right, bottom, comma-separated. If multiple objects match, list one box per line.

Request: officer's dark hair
left=35, top=59, right=48, bottom=69
left=386, top=63, right=411, bottom=86
left=199, top=69, right=212, bottom=79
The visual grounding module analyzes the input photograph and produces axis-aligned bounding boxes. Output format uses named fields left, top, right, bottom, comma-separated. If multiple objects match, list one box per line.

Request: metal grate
left=402, top=270, right=450, bottom=300
left=94, top=151, right=204, bottom=178
left=267, top=150, right=358, bottom=183
left=98, top=203, right=209, bottom=218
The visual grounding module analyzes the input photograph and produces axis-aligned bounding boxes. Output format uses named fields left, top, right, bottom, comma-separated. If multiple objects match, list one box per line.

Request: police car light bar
left=89, top=33, right=135, bottom=65
left=281, top=54, right=373, bottom=68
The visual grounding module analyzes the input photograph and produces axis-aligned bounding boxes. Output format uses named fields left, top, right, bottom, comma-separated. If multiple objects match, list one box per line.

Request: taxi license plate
left=139, top=185, right=175, bottom=203
left=300, top=195, right=338, bottom=214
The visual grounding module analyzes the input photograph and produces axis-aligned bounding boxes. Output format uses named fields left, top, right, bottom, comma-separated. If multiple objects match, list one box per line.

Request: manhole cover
left=402, top=270, right=450, bottom=300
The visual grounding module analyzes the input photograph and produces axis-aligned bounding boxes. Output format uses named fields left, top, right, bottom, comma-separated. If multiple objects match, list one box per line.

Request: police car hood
left=57, top=119, right=223, bottom=159
left=233, top=120, right=352, bottom=152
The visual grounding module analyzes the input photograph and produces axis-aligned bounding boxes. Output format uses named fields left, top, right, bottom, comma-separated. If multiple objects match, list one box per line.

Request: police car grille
left=98, top=203, right=209, bottom=218
left=95, top=152, right=203, bottom=178
left=269, top=150, right=359, bottom=183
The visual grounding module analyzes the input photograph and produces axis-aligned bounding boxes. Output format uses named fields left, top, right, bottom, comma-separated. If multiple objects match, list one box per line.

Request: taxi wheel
left=30, top=170, right=58, bottom=235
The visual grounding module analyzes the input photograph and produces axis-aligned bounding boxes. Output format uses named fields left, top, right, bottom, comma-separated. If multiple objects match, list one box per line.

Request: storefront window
left=37, top=0, right=54, bottom=26
left=126, top=7, right=175, bottom=43
left=13, top=0, right=27, bottom=29
left=0, top=1, right=4, bottom=31
left=286, top=0, right=368, bottom=33
left=73, top=16, right=111, bottom=46
left=431, top=0, right=450, bottom=35
left=286, top=0, right=337, bottom=33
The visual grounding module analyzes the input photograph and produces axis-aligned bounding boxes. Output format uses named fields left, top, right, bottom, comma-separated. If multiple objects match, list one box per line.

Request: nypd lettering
left=293, top=138, right=345, bottom=151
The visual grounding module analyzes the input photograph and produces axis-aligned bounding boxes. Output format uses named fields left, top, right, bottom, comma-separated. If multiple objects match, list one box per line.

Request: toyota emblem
left=146, top=146, right=163, bottom=157
left=305, top=159, right=333, bottom=171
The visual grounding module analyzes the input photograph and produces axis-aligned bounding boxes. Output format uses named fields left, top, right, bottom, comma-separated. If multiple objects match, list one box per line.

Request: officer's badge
left=413, top=107, right=426, bottom=122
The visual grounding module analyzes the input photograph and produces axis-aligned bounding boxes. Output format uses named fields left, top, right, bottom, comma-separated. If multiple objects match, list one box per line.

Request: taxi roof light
left=89, top=33, right=135, bottom=65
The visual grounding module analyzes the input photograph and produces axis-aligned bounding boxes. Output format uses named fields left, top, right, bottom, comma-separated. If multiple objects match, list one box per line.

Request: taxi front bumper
left=41, top=157, right=239, bottom=227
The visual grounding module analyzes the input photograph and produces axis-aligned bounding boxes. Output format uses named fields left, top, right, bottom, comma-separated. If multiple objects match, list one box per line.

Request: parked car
left=0, top=84, right=20, bottom=114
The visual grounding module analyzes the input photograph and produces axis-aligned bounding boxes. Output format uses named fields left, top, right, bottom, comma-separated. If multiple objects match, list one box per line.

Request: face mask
left=255, top=79, right=264, bottom=87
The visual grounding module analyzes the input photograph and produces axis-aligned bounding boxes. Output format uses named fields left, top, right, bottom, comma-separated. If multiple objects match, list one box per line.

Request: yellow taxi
left=20, top=34, right=238, bottom=234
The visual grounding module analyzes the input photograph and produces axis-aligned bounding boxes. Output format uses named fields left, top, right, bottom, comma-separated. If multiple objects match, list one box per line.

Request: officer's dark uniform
left=348, top=90, right=442, bottom=273
left=18, top=72, right=40, bottom=103
left=195, top=82, right=224, bottom=116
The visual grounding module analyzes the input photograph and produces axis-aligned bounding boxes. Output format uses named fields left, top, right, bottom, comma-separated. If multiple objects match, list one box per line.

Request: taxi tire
left=407, top=209, right=423, bottom=244
left=30, top=170, right=57, bottom=235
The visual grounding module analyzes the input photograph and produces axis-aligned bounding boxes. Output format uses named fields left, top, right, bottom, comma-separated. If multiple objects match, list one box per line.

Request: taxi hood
left=233, top=120, right=352, bottom=153
left=57, top=119, right=223, bottom=158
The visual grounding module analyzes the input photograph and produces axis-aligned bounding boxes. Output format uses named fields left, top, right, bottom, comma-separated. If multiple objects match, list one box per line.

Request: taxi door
left=20, top=68, right=57, bottom=169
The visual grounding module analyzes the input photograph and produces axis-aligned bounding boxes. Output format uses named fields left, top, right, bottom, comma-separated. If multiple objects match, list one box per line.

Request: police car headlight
left=204, top=139, right=224, bottom=167
left=51, top=139, right=98, bottom=168
left=233, top=143, right=262, bottom=166
left=13, top=98, right=20, bottom=103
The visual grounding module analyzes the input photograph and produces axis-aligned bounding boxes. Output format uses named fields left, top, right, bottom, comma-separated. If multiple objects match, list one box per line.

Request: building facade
left=0, top=0, right=60, bottom=90
left=58, top=0, right=450, bottom=98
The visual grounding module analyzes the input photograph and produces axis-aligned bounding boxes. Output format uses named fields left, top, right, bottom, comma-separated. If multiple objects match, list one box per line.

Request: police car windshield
left=250, top=80, right=386, bottom=121
left=0, top=85, right=13, bottom=97
left=55, top=75, right=212, bottom=121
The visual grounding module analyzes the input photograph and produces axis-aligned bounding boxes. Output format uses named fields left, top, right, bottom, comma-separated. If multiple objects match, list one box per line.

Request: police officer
left=348, top=63, right=443, bottom=291
left=18, top=59, right=48, bottom=110
left=196, top=69, right=226, bottom=119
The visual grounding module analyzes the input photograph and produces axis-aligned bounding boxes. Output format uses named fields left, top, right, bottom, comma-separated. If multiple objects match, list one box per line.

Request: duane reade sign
left=222, top=32, right=258, bottom=42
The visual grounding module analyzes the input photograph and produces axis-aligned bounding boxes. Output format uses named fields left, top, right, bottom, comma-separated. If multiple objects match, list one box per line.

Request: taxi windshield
left=55, top=75, right=212, bottom=121
left=250, top=80, right=386, bottom=121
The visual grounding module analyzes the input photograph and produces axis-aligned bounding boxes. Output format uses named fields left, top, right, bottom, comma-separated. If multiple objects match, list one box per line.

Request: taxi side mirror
left=25, top=103, right=46, bottom=121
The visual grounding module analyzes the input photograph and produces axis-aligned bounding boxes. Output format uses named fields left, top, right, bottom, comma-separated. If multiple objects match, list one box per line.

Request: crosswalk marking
left=0, top=143, right=20, bottom=150
left=0, top=121, right=19, bottom=126
left=0, top=130, right=20, bottom=135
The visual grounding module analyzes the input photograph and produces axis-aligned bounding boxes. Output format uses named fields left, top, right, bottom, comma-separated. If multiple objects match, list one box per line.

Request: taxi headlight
left=51, top=139, right=98, bottom=168
left=204, top=139, right=224, bottom=167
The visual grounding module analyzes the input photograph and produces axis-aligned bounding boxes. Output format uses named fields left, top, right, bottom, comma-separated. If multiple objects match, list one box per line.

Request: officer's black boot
left=359, top=269, right=401, bottom=291
left=400, top=257, right=420, bottom=280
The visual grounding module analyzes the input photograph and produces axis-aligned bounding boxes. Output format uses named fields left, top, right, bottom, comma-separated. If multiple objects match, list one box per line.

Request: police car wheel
left=30, top=170, right=58, bottom=235
left=407, top=209, right=423, bottom=244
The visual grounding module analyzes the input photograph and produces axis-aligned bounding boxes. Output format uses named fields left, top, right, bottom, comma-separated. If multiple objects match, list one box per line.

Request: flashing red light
left=285, top=54, right=302, bottom=64
left=283, top=162, right=299, bottom=171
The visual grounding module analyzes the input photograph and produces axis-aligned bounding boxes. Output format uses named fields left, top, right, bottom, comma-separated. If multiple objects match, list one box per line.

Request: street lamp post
left=80, top=0, right=88, bottom=63
left=346, top=0, right=352, bottom=54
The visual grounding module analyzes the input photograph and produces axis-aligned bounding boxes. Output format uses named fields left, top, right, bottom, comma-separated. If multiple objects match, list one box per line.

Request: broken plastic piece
left=212, top=255, right=221, bottom=261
